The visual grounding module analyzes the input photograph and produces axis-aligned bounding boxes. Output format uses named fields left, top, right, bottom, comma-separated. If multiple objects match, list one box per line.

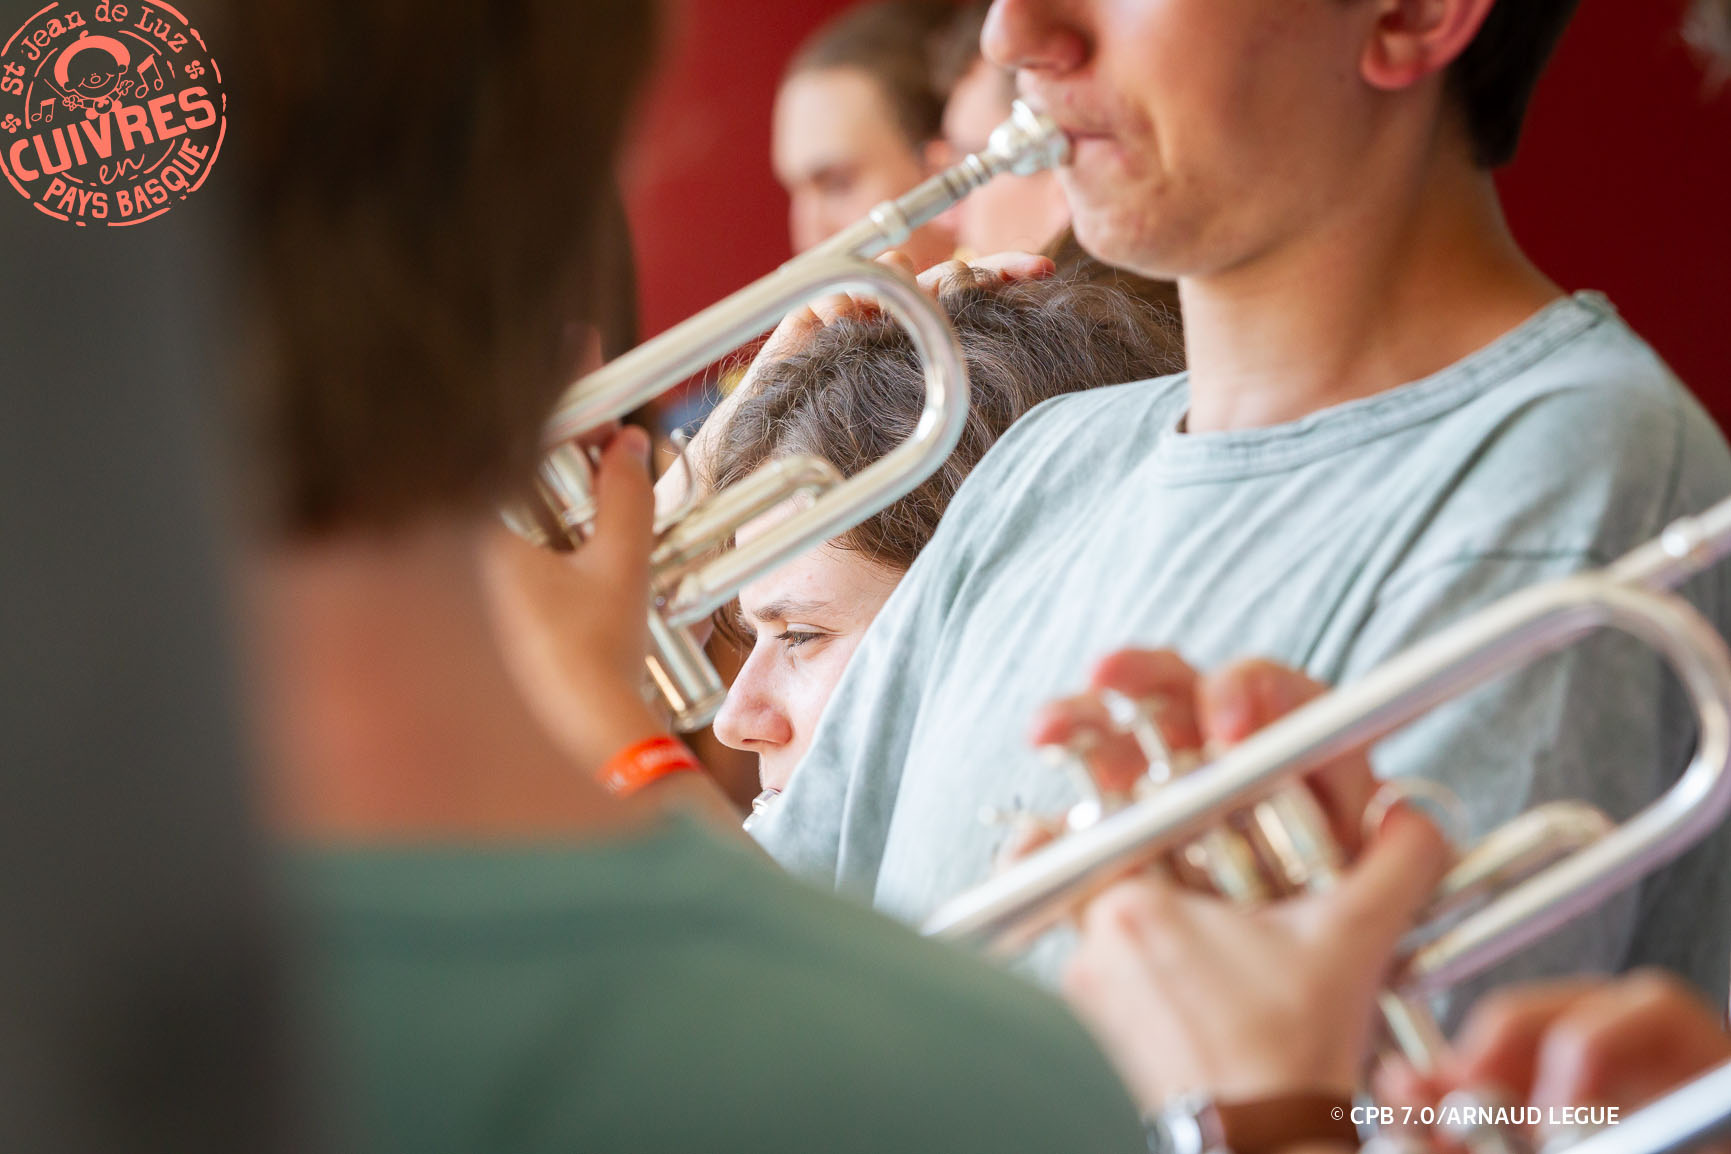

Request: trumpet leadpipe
left=809, top=100, right=1070, bottom=262
left=543, top=101, right=1067, bottom=442
left=517, top=101, right=1069, bottom=730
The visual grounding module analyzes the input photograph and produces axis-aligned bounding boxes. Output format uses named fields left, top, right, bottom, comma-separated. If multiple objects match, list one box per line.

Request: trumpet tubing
left=515, top=103, right=1069, bottom=730
left=924, top=499, right=1731, bottom=1002
left=920, top=505, right=1731, bottom=1153
left=1555, top=1059, right=1731, bottom=1154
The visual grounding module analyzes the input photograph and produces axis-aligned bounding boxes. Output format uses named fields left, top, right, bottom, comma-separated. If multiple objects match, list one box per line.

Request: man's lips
left=1047, top=116, right=1118, bottom=154
left=1014, top=86, right=1116, bottom=145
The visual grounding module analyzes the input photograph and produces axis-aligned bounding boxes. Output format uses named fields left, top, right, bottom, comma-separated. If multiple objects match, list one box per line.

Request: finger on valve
left=1028, top=690, right=1162, bottom=806
left=585, top=426, right=656, bottom=585
left=1445, top=971, right=1731, bottom=1111
left=1027, top=652, right=1211, bottom=892
left=1196, top=658, right=1384, bottom=859
left=1085, top=648, right=1208, bottom=754
left=1065, top=650, right=1237, bottom=890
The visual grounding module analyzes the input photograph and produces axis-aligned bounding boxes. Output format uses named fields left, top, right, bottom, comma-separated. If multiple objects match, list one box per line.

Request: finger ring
left=1362, top=777, right=1470, bottom=848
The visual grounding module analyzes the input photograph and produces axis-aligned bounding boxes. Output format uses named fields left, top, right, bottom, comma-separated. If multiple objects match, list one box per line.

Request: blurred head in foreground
left=227, top=0, right=654, bottom=824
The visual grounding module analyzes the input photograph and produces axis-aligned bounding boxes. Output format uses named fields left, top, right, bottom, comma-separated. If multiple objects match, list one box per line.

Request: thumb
left=588, top=425, right=656, bottom=590
left=876, top=249, right=919, bottom=278
left=1329, top=804, right=1452, bottom=956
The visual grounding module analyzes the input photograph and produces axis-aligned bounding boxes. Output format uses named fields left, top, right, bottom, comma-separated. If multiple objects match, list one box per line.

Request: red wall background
left=623, top=0, right=1731, bottom=421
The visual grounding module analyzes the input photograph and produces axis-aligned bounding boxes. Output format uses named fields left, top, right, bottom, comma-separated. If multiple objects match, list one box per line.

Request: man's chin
left=1067, top=207, right=1175, bottom=281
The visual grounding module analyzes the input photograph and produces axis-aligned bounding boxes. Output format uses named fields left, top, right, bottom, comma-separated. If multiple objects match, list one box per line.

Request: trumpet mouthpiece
left=985, top=100, right=1071, bottom=178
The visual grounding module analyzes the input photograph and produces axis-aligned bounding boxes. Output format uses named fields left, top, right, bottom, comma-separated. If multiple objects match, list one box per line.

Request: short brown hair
left=931, top=1, right=994, bottom=96
left=705, top=276, right=1183, bottom=573
left=228, top=0, right=654, bottom=536
left=1448, top=0, right=1583, bottom=167
left=788, top=0, right=956, bottom=151
left=1687, top=0, right=1731, bottom=75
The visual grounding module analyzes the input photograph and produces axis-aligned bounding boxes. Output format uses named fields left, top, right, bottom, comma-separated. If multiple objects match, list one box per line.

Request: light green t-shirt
left=753, top=292, right=1731, bottom=1011
left=291, top=818, right=1146, bottom=1154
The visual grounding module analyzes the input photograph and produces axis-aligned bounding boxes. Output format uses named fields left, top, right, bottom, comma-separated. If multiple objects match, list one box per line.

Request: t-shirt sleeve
left=749, top=388, right=1101, bottom=897
left=1333, top=377, right=1731, bottom=1017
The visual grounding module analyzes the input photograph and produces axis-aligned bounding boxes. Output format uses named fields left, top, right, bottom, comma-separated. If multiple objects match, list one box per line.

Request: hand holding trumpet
left=1034, top=649, right=1731, bottom=1154
left=1036, top=651, right=1451, bottom=1110
left=1377, top=973, right=1731, bottom=1154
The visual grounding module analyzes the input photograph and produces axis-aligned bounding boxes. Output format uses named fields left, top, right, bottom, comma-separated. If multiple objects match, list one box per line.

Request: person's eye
left=775, top=627, right=827, bottom=650
left=815, top=169, right=856, bottom=196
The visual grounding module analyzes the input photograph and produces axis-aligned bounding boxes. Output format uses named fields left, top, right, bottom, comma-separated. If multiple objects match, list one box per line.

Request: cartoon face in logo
left=1, top=5, right=226, bottom=227
left=53, top=34, right=132, bottom=118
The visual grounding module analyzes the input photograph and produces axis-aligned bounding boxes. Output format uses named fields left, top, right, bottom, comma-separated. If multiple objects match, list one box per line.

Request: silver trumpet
left=924, top=498, right=1731, bottom=1150
left=1555, top=1058, right=1731, bottom=1154
left=509, top=101, right=1069, bottom=730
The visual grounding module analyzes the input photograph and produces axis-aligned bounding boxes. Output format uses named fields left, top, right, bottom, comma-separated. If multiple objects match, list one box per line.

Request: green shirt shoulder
left=292, top=818, right=1144, bottom=1154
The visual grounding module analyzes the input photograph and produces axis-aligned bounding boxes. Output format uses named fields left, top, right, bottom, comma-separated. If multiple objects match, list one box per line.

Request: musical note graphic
left=137, top=55, right=163, bottom=92
left=30, top=97, right=53, bottom=125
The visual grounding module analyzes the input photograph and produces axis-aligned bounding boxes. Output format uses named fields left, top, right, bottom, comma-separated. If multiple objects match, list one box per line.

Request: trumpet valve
left=535, top=440, right=602, bottom=541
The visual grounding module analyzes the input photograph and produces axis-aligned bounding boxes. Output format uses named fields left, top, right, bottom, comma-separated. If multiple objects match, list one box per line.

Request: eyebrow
left=740, top=597, right=831, bottom=625
left=804, top=160, right=856, bottom=184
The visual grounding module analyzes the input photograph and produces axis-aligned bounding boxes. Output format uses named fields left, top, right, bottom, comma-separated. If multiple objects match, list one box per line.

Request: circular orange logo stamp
left=1, top=1, right=224, bottom=226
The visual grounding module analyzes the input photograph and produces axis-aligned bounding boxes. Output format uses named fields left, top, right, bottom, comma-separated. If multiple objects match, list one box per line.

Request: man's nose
left=983, top=0, right=1089, bottom=76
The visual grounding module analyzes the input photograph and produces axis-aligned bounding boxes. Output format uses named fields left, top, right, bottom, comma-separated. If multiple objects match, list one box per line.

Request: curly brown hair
left=703, top=276, right=1183, bottom=573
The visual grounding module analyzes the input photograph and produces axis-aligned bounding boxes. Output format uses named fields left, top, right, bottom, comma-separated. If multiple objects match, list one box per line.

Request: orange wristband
left=597, top=734, right=703, bottom=797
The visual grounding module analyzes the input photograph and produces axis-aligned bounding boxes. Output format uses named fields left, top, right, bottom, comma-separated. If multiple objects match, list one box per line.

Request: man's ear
left=1361, top=0, right=1498, bottom=91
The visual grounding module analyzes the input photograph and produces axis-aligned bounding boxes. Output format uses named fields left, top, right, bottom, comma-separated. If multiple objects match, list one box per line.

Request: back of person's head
left=1689, top=0, right=1731, bottom=73
left=705, top=277, right=1183, bottom=571
left=227, top=0, right=654, bottom=539
left=787, top=0, right=955, bottom=151
left=1451, top=0, right=1583, bottom=167
left=931, top=1, right=994, bottom=99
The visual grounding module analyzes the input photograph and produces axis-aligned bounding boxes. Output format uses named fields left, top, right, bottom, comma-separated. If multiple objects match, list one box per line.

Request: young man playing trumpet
left=750, top=0, right=1731, bottom=1010
left=1058, top=4, right=1731, bottom=1136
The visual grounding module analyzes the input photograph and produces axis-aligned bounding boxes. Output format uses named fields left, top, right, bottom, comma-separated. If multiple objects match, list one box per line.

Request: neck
left=250, top=521, right=636, bottom=842
left=1179, top=140, right=1561, bottom=433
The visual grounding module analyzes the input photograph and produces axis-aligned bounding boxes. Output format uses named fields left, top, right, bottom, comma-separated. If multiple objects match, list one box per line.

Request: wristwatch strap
left=1213, top=1091, right=1359, bottom=1154
left=1148, top=1091, right=1359, bottom=1154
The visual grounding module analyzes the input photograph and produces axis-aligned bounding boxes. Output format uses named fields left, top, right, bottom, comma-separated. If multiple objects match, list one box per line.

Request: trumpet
left=508, top=101, right=1069, bottom=730
left=1557, top=1058, right=1731, bottom=1154
left=924, top=497, right=1731, bottom=963
left=923, top=497, right=1731, bottom=1148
